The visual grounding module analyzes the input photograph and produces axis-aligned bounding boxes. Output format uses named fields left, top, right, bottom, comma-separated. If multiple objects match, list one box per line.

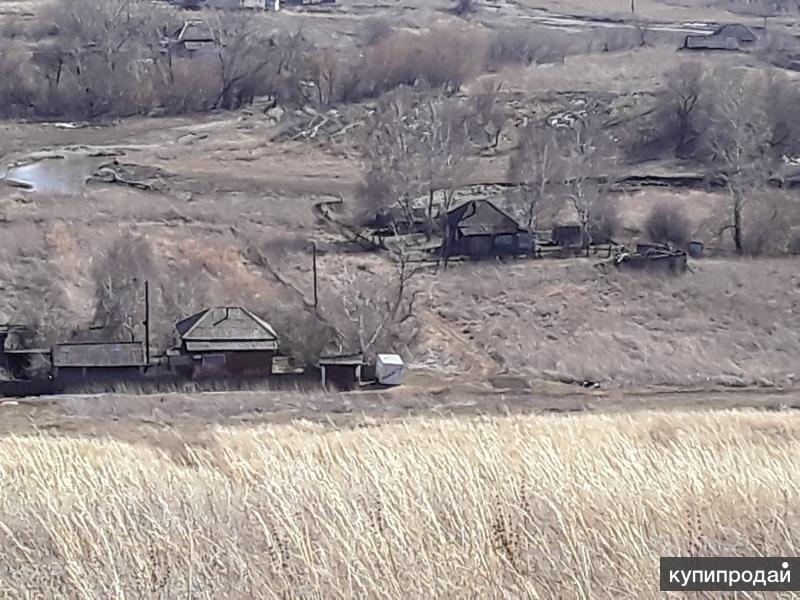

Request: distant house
left=684, top=24, right=757, bottom=51
left=442, top=199, right=534, bottom=258
left=174, top=306, right=279, bottom=376
left=241, top=0, right=280, bottom=9
left=170, top=0, right=281, bottom=10
left=169, top=20, right=216, bottom=57
left=169, top=0, right=206, bottom=8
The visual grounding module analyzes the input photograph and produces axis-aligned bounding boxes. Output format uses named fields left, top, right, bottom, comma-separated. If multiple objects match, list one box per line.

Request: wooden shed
left=52, top=341, right=146, bottom=380
left=319, top=353, right=364, bottom=391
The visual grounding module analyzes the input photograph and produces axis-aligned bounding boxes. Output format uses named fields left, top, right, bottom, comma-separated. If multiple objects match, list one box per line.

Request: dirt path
left=0, top=385, right=796, bottom=450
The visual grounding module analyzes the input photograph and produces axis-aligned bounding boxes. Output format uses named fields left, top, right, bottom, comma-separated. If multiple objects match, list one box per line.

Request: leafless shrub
left=0, top=44, right=38, bottom=118
left=360, top=88, right=472, bottom=230
left=269, top=306, right=337, bottom=365
left=360, top=27, right=488, bottom=97
left=452, top=0, right=477, bottom=17
left=588, top=197, right=619, bottom=244
left=323, top=252, right=422, bottom=360
left=508, top=123, right=560, bottom=229
left=468, top=78, right=509, bottom=153
left=585, top=27, right=647, bottom=53
left=646, top=202, right=690, bottom=247
left=741, top=194, right=795, bottom=256
left=91, top=233, right=157, bottom=342
left=487, top=27, right=574, bottom=68
left=766, top=71, right=800, bottom=160
left=655, top=62, right=706, bottom=158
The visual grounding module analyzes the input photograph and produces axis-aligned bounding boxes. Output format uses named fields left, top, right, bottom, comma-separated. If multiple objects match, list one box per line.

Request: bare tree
left=41, top=0, right=169, bottom=117
left=703, top=68, right=772, bottom=254
left=468, top=78, right=508, bottom=154
left=560, top=116, right=615, bottom=254
left=766, top=71, right=800, bottom=160
left=361, top=88, right=425, bottom=229
left=211, top=15, right=277, bottom=110
left=417, top=95, right=472, bottom=221
left=508, top=122, right=559, bottom=230
left=91, top=233, right=156, bottom=342
left=361, top=89, right=471, bottom=231
left=331, top=250, right=422, bottom=359
left=659, top=62, right=706, bottom=157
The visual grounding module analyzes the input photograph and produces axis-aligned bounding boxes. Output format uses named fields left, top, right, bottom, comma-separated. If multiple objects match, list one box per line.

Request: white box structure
left=376, top=354, right=407, bottom=386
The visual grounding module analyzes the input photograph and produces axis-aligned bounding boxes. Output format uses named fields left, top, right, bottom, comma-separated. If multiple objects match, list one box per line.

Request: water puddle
left=3, top=154, right=108, bottom=195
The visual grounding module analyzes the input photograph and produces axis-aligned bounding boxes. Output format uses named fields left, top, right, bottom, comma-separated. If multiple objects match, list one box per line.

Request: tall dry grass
left=0, top=410, right=797, bottom=598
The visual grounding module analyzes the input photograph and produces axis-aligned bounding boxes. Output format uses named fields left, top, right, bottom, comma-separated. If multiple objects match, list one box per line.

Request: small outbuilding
left=443, top=199, right=534, bottom=258
left=52, top=341, right=146, bottom=380
left=684, top=24, right=757, bottom=51
left=319, top=353, right=364, bottom=391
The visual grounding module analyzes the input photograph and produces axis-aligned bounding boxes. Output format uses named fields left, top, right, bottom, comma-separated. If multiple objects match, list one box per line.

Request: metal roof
left=446, top=199, right=523, bottom=237
left=176, top=307, right=279, bottom=352
left=319, top=353, right=364, bottom=366
left=52, top=342, right=146, bottom=368
left=177, top=21, right=214, bottom=43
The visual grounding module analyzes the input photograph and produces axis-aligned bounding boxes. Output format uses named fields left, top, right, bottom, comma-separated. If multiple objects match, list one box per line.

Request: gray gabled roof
left=714, top=24, right=756, bottom=42
left=446, top=199, right=523, bottom=236
left=177, top=20, right=214, bottom=43
left=52, top=342, right=146, bottom=368
left=176, top=307, right=279, bottom=349
left=686, top=23, right=756, bottom=49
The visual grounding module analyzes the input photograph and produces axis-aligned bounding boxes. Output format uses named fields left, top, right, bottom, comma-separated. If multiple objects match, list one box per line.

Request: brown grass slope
left=427, top=258, right=800, bottom=387
left=0, top=410, right=797, bottom=598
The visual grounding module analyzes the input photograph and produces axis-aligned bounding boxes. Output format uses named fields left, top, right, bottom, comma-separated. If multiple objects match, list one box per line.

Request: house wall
left=447, top=233, right=532, bottom=258
left=54, top=366, right=144, bottom=384
left=184, top=350, right=275, bottom=378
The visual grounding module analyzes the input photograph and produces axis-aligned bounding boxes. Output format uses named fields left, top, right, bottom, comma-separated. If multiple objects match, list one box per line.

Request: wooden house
left=684, top=24, right=757, bottom=51
left=168, top=20, right=216, bottom=57
left=442, top=199, right=534, bottom=258
left=174, top=306, right=279, bottom=376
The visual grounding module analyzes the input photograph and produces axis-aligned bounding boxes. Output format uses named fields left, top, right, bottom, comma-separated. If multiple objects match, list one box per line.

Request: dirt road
left=0, top=385, right=797, bottom=450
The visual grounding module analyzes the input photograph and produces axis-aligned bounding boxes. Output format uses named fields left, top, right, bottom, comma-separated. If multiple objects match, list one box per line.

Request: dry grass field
left=0, top=409, right=797, bottom=598
left=425, top=257, right=800, bottom=387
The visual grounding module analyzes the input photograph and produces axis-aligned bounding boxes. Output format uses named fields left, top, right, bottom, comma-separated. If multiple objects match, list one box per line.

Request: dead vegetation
left=0, top=410, right=796, bottom=597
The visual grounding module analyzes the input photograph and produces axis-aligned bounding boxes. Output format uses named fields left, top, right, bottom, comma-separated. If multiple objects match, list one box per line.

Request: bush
left=359, top=27, right=488, bottom=98
left=487, top=27, right=573, bottom=68
left=362, top=17, right=393, bottom=46
left=646, top=202, right=690, bottom=247
left=588, top=199, right=619, bottom=244
left=742, top=199, right=794, bottom=256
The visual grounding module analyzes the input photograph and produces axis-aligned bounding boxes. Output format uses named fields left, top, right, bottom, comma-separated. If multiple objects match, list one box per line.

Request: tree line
left=358, top=63, right=800, bottom=257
